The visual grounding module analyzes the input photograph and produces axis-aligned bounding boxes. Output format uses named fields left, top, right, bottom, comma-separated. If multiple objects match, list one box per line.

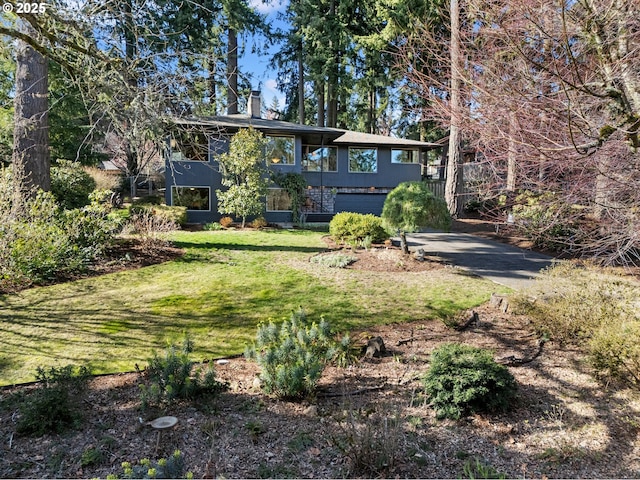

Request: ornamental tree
left=382, top=181, right=451, bottom=254
left=215, top=127, right=268, bottom=227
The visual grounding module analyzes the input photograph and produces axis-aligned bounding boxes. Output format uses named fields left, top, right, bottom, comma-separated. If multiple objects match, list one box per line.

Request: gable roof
left=171, top=114, right=440, bottom=149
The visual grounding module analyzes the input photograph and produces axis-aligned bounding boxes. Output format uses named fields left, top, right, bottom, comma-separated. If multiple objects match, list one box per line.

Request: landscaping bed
left=1, top=273, right=639, bottom=478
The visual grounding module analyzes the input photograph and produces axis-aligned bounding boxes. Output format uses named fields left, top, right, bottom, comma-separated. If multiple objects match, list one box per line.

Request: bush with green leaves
left=139, top=337, right=227, bottom=409
left=381, top=181, right=451, bottom=234
left=245, top=309, right=342, bottom=399
left=0, top=169, right=121, bottom=289
left=329, top=212, right=388, bottom=245
left=17, top=365, right=91, bottom=436
left=512, top=262, right=640, bottom=385
left=3, top=191, right=117, bottom=285
left=108, top=450, right=192, bottom=479
left=50, top=159, right=97, bottom=210
left=422, top=343, right=517, bottom=420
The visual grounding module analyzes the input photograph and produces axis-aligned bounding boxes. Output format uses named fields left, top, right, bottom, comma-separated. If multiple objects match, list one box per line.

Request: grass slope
left=0, top=229, right=507, bottom=385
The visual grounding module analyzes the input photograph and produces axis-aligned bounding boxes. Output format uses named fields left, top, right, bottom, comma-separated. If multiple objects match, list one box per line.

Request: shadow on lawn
left=172, top=240, right=327, bottom=255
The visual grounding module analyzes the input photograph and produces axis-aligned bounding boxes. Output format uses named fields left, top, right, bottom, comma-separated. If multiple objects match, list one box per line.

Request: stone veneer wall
left=302, top=187, right=393, bottom=213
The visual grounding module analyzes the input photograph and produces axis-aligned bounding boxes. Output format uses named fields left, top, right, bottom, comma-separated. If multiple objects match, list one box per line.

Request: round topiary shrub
left=329, top=212, right=388, bottom=245
left=423, top=343, right=517, bottom=419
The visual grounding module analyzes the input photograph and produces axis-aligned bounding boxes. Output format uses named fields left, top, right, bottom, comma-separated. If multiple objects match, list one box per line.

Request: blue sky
left=243, top=0, right=288, bottom=109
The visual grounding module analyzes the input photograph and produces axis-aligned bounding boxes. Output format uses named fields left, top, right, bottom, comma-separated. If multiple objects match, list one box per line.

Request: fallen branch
left=498, top=339, right=547, bottom=366
left=318, top=385, right=386, bottom=398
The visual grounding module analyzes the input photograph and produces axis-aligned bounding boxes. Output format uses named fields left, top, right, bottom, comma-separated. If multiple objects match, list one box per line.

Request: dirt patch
left=2, top=305, right=640, bottom=478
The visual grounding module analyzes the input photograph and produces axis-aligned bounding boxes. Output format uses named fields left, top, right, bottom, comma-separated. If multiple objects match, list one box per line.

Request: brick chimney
left=248, top=90, right=261, bottom=118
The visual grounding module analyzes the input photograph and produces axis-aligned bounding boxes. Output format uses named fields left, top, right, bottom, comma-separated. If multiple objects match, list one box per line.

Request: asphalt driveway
left=406, top=231, right=555, bottom=290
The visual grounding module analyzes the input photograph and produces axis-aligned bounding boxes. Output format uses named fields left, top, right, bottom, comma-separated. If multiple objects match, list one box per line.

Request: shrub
left=110, top=450, right=191, bottom=479
left=17, top=365, right=91, bottom=436
left=381, top=181, right=451, bottom=233
left=0, top=179, right=120, bottom=289
left=203, top=221, right=224, bottom=231
left=330, top=407, right=403, bottom=477
left=329, top=212, right=388, bottom=245
left=83, top=166, right=123, bottom=192
left=219, top=216, right=234, bottom=228
left=245, top=309, right=339, bottom=399
left=139, top=337, right=227, bottom=409
left=310, top=252, right=357, bottom=268
left=512, top=262, right=640, bottom=384
left=50, top=159, right=97, bottom=210
left=422, top=343, right=517, bottom=419
left=511, top=190, right=576, bottom=250
left=251, top=216, right=268, bottom=228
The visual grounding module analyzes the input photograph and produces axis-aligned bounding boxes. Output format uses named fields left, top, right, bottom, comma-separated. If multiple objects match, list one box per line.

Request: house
left=164, top=91, right=441, bottom=224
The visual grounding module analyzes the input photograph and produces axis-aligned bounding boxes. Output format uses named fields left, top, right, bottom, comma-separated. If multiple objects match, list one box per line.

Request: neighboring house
left=165, top=91, right=441, bottom=224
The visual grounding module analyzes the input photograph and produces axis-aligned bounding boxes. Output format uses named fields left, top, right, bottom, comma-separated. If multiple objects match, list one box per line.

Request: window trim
left=171, top=185, right=212, bottom=211
left=348, top=147, right=378, bottom=173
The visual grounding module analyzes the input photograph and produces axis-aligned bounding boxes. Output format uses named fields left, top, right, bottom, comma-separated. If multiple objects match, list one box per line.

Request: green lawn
left=0, top=229, right=509, bottom=385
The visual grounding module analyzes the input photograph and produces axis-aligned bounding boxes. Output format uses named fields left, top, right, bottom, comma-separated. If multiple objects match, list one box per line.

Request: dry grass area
left=1, top=300, right=639, bottom=479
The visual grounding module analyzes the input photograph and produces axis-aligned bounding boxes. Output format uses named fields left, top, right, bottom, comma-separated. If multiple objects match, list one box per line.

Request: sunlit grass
left=0, top=229, right=508, bottom=385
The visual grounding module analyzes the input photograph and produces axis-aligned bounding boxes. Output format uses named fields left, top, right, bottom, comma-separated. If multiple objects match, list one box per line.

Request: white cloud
left=264, top=79, right=278, bottom=90
left=249, top=0, right=288, bottom=15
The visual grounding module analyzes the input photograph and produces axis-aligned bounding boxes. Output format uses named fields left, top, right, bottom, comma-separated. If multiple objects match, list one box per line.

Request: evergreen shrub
left=329, top=212, right=388, bottom=245
left=139, top=337, right=227, bottom=409
left=17, top=365, right=91, bottom=436
left=423, top=343, right=517, bottom=419
left=245, top=309, right=341, bottom=399
left=381, top=181, right=451, bottom=233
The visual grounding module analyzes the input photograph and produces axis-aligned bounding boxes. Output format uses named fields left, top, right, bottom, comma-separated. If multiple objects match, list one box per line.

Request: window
left=349, top=148, right=377, bottom=173
left=172, top=187, right=210, bottom=210
left=266, top=188, right=292, bottom=211
left=266, top=136, right=295, bottom=165
left=302, top=146, right=337, bottom=172
left=392, top=149, right=419, bottom=164
left=170, top=131, right=209, bottom=162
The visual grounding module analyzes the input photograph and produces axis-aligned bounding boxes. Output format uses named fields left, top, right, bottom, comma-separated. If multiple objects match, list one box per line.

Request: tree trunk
left=227, top=27, right=238, bottom=115
left=209, top=53, right=218, bottom=114
left=12, top=24, right=50, bottom=209
left=506, top=111, right=517, bottom=191
left=445, top=0, right=463, bottom=218
left=316, top=80, right=325, bottom=127
left=297, top=42, right=305, bottom=124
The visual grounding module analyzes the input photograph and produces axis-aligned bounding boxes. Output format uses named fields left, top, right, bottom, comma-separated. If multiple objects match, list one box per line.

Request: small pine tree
left=245, top=309, right=337, bottom=400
